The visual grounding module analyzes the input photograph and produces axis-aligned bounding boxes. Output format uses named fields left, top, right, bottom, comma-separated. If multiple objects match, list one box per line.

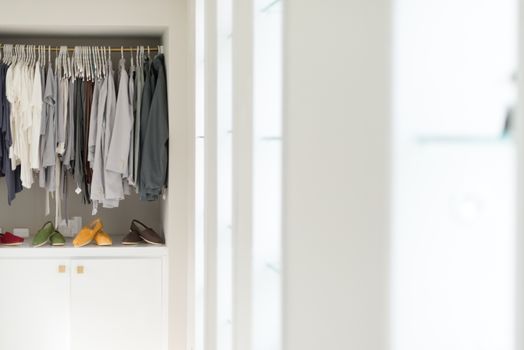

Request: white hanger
left=89, top=46, right=94, bottom=81
left=72, top=47, right=77, bottom=78
left=80, top=46, right=84, bottom=79
left=87, top=46, right=91, bottom=80
left=67, top=54, right=72, bottom=79
left=103, top=46, right=107, bottom=69
left=130, top=47, right=134, bottom=70
left=81, top=46, right=85, bottom=79
left=93, top=46, right=98, bottom=79
left=100, top=47, right=104, bottom=71
left=64, top=46, right=69, bottom=78
left=98, top=46, right=103, bottom=78
left=82, top=46, right=87, bottom=80
left=121, top=46, right=124, bottom=60
left=86, top=46, right=91, bottom=81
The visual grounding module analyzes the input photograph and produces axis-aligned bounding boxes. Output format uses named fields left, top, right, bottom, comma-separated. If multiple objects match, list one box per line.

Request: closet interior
left=0, top=34, right=165, bottom=239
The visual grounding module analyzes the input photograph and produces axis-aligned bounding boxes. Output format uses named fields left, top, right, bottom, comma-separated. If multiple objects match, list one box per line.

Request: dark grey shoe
left=122, top=230, right=143, bottom=245
left=130, top=220, right=165, bottom=245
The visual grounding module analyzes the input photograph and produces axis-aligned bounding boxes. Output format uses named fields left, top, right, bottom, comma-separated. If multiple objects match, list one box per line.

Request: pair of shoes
left=32, top=222, right=65, bottom=247
left=0, top=232, right=24, bottom=246
left=122, top=220, right=165, bottom=245
left=73, top=219, right=112, bottom=247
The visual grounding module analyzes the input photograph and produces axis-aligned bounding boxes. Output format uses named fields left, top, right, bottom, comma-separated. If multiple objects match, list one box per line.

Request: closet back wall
left=0, top=34, right=163, bottom=235
left=0, top=1, right=193, bottom=350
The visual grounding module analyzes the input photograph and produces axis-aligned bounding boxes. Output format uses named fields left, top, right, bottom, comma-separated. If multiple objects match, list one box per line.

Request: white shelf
left=0, top=235, right=168, bottom=258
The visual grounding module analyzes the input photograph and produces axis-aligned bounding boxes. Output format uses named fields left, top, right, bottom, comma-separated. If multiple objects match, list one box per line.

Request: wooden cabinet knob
left=58, top=265, right=66, bottom=273
left=77, top=266, right=84, bottom=274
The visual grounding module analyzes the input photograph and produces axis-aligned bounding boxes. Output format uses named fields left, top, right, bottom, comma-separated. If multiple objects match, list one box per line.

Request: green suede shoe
left=50, top=231, right=65, bottom=246
left=32, top=222, right=55, bottom=247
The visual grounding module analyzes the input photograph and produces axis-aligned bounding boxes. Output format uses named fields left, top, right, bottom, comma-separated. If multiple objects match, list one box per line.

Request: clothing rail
left=0, top=45, right=161, bottom=53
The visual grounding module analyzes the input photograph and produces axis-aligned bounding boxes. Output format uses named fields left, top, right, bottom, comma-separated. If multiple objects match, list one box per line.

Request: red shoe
left=0, top=232, right=24, bottom=246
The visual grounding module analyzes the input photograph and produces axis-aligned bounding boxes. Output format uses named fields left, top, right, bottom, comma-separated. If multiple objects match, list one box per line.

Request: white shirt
left=30, top=63, right=42, bottom=169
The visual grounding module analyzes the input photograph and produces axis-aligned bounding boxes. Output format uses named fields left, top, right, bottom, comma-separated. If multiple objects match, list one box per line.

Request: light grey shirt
left=41, top=64, right=56, bottom=169
left=107, top=59, right=132, bottom=179
left=103, top=60, right=123, bottom=203
left=127, top=63, right=136, bottom=186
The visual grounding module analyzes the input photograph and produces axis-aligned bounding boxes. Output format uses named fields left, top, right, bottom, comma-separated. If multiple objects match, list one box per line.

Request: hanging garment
left=40, top=63, right=57, bottom=190
left=127, top=60, right=136, bottom=187
left=30, top=62, right=42, bottom=170
left=90, top=72, right=108, bottom=212
left=72, top=77, right=92, bottom=204
left=91, top=59, right=119, bottom=213
left=5, top=60, right=34, bottom=189
left=19, top=63, right=34, bottom=188
left=139, top=54, right=168, bottom=201
left=83, top=79, right=93, bottom=188
left=107, top=58, right=132, bottom=182
left=6, top=61, right=21, bottom=172
left=104, top=58, right=129, bottom=203
left=5, top=61, right=35, bottom=189
left=0, top=63, right=22, bottom=204
left=88, top=79, right=101, bottom=166
left=63, top=78, right=75, bottom=169
left=133, top=56, right=144, bottom=191
left=56, top=75, right=68, bottom=156
left=136, top=57, right=153, bottom=190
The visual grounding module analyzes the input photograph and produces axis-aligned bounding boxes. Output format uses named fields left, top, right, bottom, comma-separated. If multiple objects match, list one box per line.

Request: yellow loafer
left=94, top=230, right=112, bottom=246
left=73, top=219, right=103, bottom=247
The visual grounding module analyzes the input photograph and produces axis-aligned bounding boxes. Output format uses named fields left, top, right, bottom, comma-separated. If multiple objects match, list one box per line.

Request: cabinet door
left=0, top=259, right=70, bottom=350
left=71, top=258, right=163, bottom=350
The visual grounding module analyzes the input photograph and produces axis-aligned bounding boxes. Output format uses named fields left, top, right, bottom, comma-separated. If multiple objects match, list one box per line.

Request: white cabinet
left=0, top=245, right=167, bottom=350
left=0, top=259, right=70, bottom=350
left=71, top=259, right=163, bottom=350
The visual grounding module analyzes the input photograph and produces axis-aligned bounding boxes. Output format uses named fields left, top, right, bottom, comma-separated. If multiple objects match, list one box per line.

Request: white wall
left=0, top=2, right=193, bottom=350
left=282, top=1, right=391, bottom=349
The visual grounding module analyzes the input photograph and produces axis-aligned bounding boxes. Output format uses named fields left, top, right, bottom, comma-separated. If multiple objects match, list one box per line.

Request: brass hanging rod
left=0, top=44, right=161, bottom=53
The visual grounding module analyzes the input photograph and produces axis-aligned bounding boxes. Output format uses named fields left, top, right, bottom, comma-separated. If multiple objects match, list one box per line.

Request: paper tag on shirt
left=75, top=186, right=82, bottom=194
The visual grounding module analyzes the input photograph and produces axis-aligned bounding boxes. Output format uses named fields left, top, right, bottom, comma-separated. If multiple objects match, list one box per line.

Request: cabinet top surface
left=0, top=235, right=168, bottom=258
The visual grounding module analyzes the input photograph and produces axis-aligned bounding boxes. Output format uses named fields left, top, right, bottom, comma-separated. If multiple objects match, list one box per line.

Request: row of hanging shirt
left=0, top=44, right=169, bottom=224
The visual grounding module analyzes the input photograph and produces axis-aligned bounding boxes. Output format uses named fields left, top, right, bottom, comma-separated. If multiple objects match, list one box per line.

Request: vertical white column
left=204, top=0, right=218, bottom=349
left=232, top=0, right=254, bottom=350
left=282, top=0, right=391, bottom=349
left=517, top=1, right=524, bottom=348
